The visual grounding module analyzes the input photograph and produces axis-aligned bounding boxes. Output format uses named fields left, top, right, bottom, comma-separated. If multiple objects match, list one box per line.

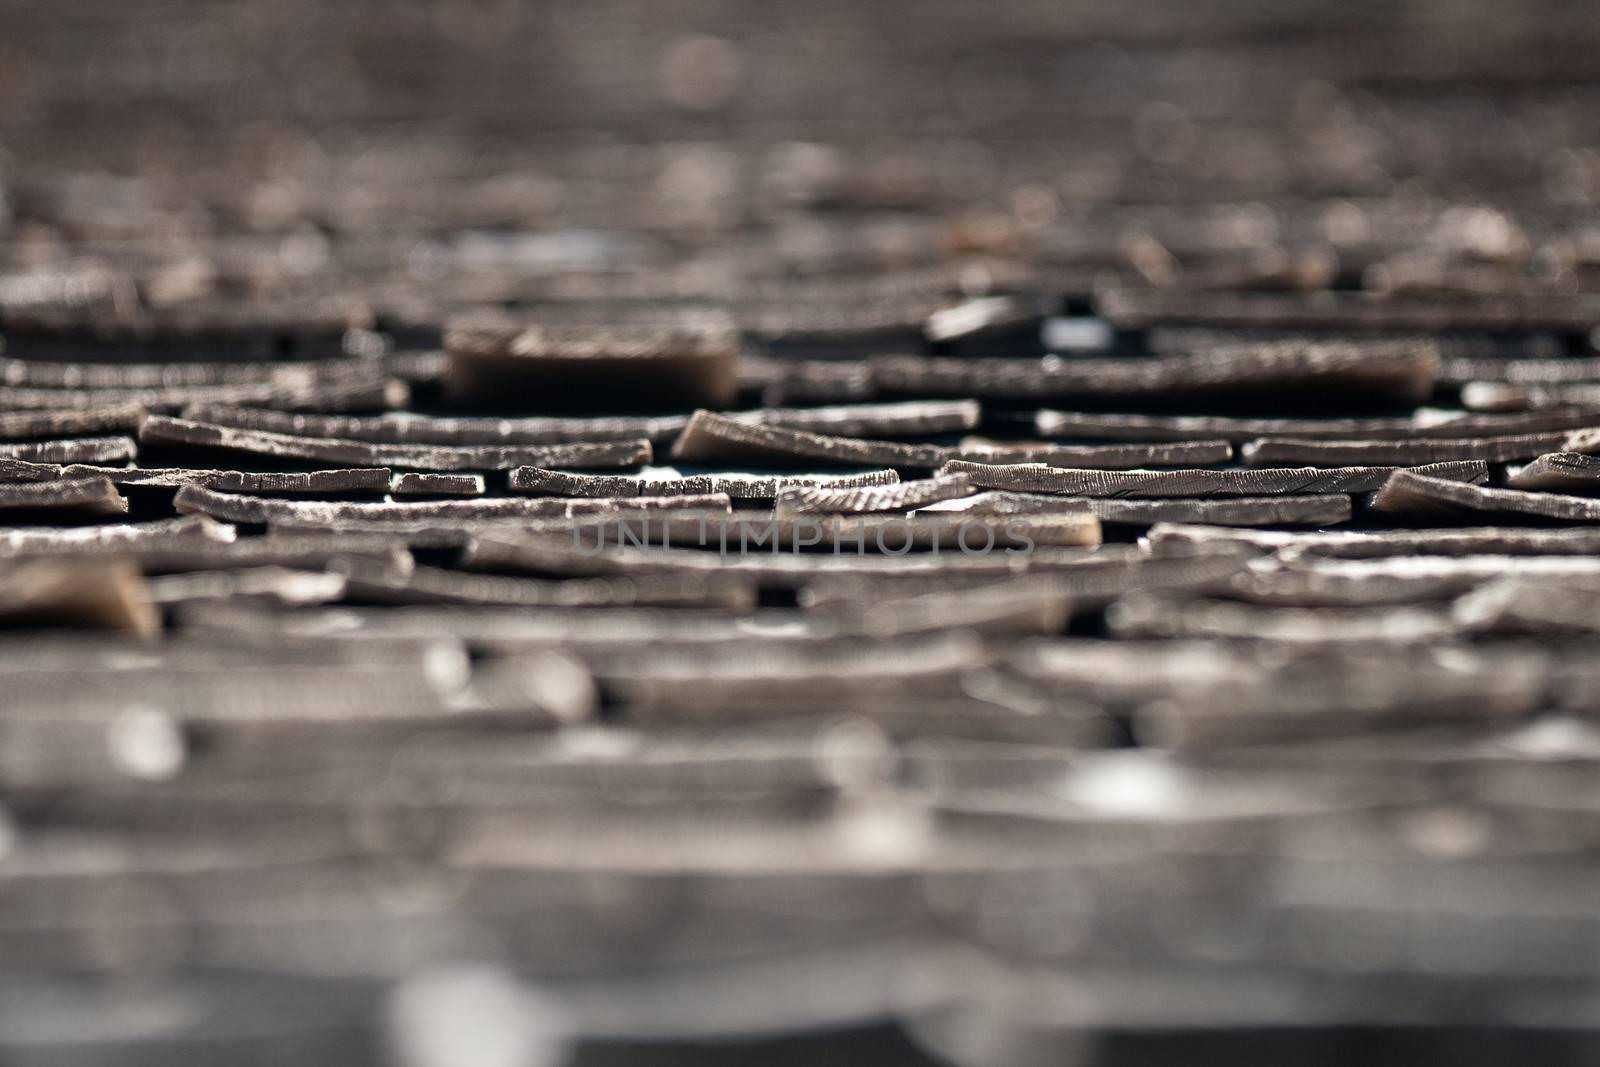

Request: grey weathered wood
left=871, top=341, right=1440, bottom=406
left=0, top=436, right=136, bottom=464
left=1146, top=326, right=1566, bottom=360
left=461, top=531, right=1125, bottom=588
left=334, top=557, right=757, bottom=611
left=1099, top=286, right=1600, bottom=332
left=184, top=403, right=692, bottom=446
left=1444, top=357, right=1600, bottom=385
left=1240, top=431, right=1573, bottom=466
left=1014, top=639, right=1550, bottom=738
left=749, top=400, right=980, bottom=438
left=800, top=545, right=1252, bottom=609
left=1560, top=426, right=1600, bottom=456
left=62, top=464, right=392, bottom=494
left=1455, top=577, right=1600, bottom=636
left=0, top=657, right=591, bottom=725
left=67, top=531, right=413, bottom=574
left=1506, top=453, right=1600, bottom=492
left=921, top=490, right=1352, bottom=527
left=181, top=399, right=980, bottom=449
left=801, top=574, right=1073, bottom=636
left=1106, top=590, right=1465, bottom=644
left=0, top=476, right=127, bottom=517
left=940, top=459, right=1487, bottom=497
left=1460, top=382, right=1600, bottom=412
left=775, top=475, right=972, bottom=515
left=517, top=511, right=1101, bottom=552
left=173, top=484, right=732, bottom=525
left=1130, top=649, right=1551, bottom=748
left=1146, top=522, right=1600, bottom=559
left=144, top=567, right=349, bottom=608
left=0, top=515, right=232, bottom=557
left=0, top=377, right=408, bottom=413
left=1372, top=471, right=1600, bottom=521
left=953, top=438, right=1235, bottom=468
left=0, top=403, right=147, bottom=440
left=179, top=602, right=793, bottom=651
left=388, top=472, right=486, bottom=497
left=670, top=411, right=949, bottom=468
left=140, top=415, right=651, bottom=471
left=1215, top=565, right=1488, bottom=607
left=0, top=459, right=63, bottom=483
left=1036, top=406, right=1600, bottom=442
left=1288, top=556, right=1600, bottom=586
left=509, top=466, right=898, bottom=500
left=0, top=354, right=391, bottom=389
left=606, top=634, right=989, bottom=715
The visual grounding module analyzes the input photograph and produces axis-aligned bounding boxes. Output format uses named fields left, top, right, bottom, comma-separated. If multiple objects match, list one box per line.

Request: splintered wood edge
left=668, top=410, right=810, bottom=462
left=670, top=410, right=943, bottom=467
left=0, top=458, right=65, bottom=482
left=389, top=473, right=488, bottom=496
left=774, top=474, right=974, bottom=515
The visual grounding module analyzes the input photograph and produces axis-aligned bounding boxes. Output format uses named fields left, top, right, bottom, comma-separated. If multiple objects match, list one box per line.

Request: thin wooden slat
left=140, top=416, right=651, bottom=471
left=1372, top=471, right=1600, bottom=521
left=941, top=459, right=1487, bottom=497
left=1240, top=431, right=1574, bottom=466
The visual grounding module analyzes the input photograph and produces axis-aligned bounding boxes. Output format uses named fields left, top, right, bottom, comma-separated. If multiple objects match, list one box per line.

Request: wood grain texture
left=1506, top=453, right=1600, bottom=492
left=872, top=341, right=1440, bottom=407
left=921, top=490, right=1353, bottom=527
left=1372, top=471, right=1600, bottom=521
left=941, top=459, right=1487, bottom=497
left=954, top=438, right=1235, bottom=468
left=173, top=483, right=732, bottom=525
left=509, top=466, right=898, bottom=500
left=62, top=464, right=393, bottom=494
left=1240, top=431, right=1573, bottom=466
left=0, top=436, right=136, bottom=464
left=775, top=474, right=973, bottom=515
left=0, top=476, right=127, bottom=517
left=141, top=415, right=651, bottom=471
left=670, top=410, right=950, bottom=468
left=1037, top=407, right=1600, bottom=442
